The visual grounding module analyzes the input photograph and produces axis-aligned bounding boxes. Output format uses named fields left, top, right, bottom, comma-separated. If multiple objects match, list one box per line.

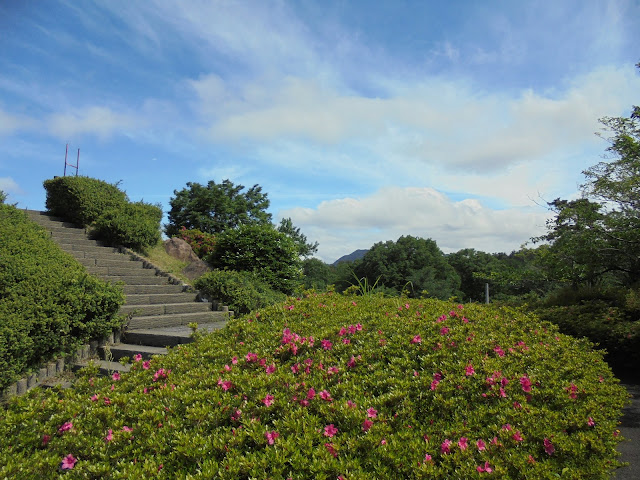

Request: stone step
left=73, top=359, right=131, bottom=376
left=87, top=265, right=157, bottom=276
left=124, top=322, right=228, bottom=347
left=104, top=275, right=169, bottom=285
left=125, top=293, right=198, bottom=305
left=69, top=249, right=131, bottom=261
left=100, top=343, right=168, bottom=361
left=59, top=243, right=120, bottom=254
left=123, top=284, right=185, bottom=295
left=127, top=311, right=230, bottom=330
left=78, top=258, right=143, bottom=269
left=120, top=302, right=212, bottom=317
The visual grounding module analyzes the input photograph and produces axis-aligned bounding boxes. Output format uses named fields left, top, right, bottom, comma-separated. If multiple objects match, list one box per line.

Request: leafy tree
left=301, top=258, right=335, bottom=291
left=165, top=180, right=271, bottom=237
left=277, top=217, right=319, bottom=258
left=447, top=248, right=504, bottom=302
left=206, top=223, right=302, bottom=294
left=0, top=190, right=6, bottom=204
left=354, top=235, right=461, bottom=299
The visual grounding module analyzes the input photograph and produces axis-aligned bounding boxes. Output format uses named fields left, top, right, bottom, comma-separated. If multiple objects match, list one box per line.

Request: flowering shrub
left=178, top=226, right=216, bottom=258
left=0, top=294, right=628, bottom=478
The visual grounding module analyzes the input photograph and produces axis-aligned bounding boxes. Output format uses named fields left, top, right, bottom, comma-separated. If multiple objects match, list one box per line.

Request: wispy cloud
left=47, top=106, right=145, bottom=140
left=0, top=108, right=37, bottom=136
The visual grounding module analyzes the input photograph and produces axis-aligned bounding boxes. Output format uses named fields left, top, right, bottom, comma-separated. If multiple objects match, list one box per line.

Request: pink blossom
left=307, top=387, right=316, bottom=400
left=122, top=426, right=133, bottom=432
left=380, top=438, right=387, bottom=445
left=231, top=356, right=238, bottom=364
left=153, top=368, right=168, bottom=382
left=265, top=363, right=276, bottom=374
left=347, top=356, right=357, bottom=368
left=263, top=394, right=275, bottom=406
left=356, top=323, right=363, bottom=331
left=430, top=380, right=440, bottom=390
left=362, top=419, right=373, bottom=432
left=424, top=453, right=433, bottom=462
left=112, top=372, right=120, bottom=381
left=458, top=437, right=469, bottom=451
left=58, top=422, right=73, bottom=433
left=245, top=352, right=258, bottom=362
left=477, top=461, right=493, bottom=473
left=513, top=431, right=523, bottom=442
left=90, top=394, right=98, bottom=402
left=342, top=338, right=351, bottom=344
left=291, top=363, right=300, bottom=373
left=339, top=327, right=347, bottom=336
left=465, top=364, right=475, bottom=376
left=588, top=417, right=595, bottom=427
left=319, top=390, right=333, bottom=402
left=441, top=439, right=452, bottom=454
left=543, top=438, right=555, bottom=455
left=520, top=376, right=532, bottom=393
left=217, top=378, right=232, bottom=391
left=324, top=424, right=338, bottom=437
left=347, top=400, right=356, bottom=408
left=411, top=335, right=422, bottom=344
left=286, top=305, right=294, bottom=311
left=265, top=431, right=279, bottom=445
left=366, top=408, right=378, bottom=419
left=440, top=326, right=450, bottom=335
left=105, top=429, right=113, bottom=442
left=60, top=454, right=77, bottom=470
left=476, top=439, right=486, bottom=451
left=321, top=339, right=333, bottom=350
left=324, top=442, right=338, bottom=457
left=502, top=424, right=512, bottom=431
left=133, top=354, right=142, bottom=362
left=493, top=345, right=505, bottom=357
left=567, top=383, right=578, bottom=399
left=142, top=360, right=150, bottom=370
left=42, top=434, right=51, bottom=446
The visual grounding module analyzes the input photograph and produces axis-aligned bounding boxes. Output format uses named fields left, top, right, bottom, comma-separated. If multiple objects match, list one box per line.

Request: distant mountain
left=332, top=249, right=368, bottom=266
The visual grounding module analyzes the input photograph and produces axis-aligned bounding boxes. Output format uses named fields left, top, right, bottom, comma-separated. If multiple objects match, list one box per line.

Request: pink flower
left=307, top=387, right=316, bottom=400
left=291, top=363, right=300, bottom=373
left=366, top=408, right=378, bottom=419
left=324, top=424, right=338, bottom=437
left=217, top=378, right=232, bottom=391
left=286, top=305, right=294, bottom=311
left=133, top=354, right=142, bottom=362
left=424, top=453, right=433, bottom=462
left=319, top=390, right=333, bottom=402
left=458, top=437, right=468, bottom=451
left=520, top=376, right=532, bottom=393
left=347, top=400, right=356, bottom=408
left=494, top=345, right=505, bottom=357
left=42, top=434, right=51, bottom=446
left=476, top=439, right=486, bottom=451
left=465, top=364, right=475, bottom=376
left=543, top=438, right=555, bottom=455
left=112, top=372, right=120, bottom=381
left=105, top=429, right=113, bottom=442
left=90, top=394, right=99, bottom=402
left=477, top=461, right=493, bottom=473
left=262, top=394, right=275, bottom=407
left=122, top=426, right=133, bottom=432
left=142, top=360, right=150, bottom=370
left=342, top=338, right=350, bottom=344
left=265, top=431, right=279, bottom=445
left=153, top=368, right=168, bottom=382
left=58, top=422, right=73, bottom=433
left=441, top=439, right=452, bottom=454
left=588, top=417, right=595, bottom=427
left=60, top=454, right=77, bottom=470
left=347, top=356, right=357, bottom=368
left=324, top=442, right=338, bottom=457
left=245, top=352, right=258, bottom=362
left=411, top=335, right=422, bottom=344
left=321, top=339, right=333, bottom=350
left=265, top=363, right=276, bottom=374
left=567, top=383, right=578, bottom=399
left=231, top=356, right=238, bottom=364
left=362, top=419, right=373, bottom=432
left=440, top=326, right=450, bottom=335
left=513, top=431, right=523, bottom=442
left=380, top=438, right=387, bottom=445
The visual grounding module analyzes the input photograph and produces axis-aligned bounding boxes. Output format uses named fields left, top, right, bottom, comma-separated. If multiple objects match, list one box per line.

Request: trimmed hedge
left=194, top=269, right=285, bottom=315
left=0, top=205, right=125, bottom=391
left=92, top=201, right=162, bottom=251
left=43, top=176, right=127, bottom=227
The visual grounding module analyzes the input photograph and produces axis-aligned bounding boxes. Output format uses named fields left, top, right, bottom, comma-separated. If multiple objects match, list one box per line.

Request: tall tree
left=165, top=180, right=271, bottom=237
left=277, top=217, right=319, bottom=258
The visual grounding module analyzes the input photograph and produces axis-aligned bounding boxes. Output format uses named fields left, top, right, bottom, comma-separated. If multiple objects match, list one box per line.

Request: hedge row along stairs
left=25, top=210, right=232, bottom=375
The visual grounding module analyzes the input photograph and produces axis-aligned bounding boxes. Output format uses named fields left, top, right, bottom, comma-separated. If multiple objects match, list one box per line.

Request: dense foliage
left=0, top=294, right=627, bottom=478
left=165, top=180, right=272, bottom=238
left=92, top=201, right=162, bottom=251
left=194, top=269, right=285, bottom=315
left=277, top=217, right=319, bottom=258
left=43, top=176, right=127, bottom=227
left=206, top=224, right=302, bottom=294
left=0, top=205, right=125, bottom=391
left=177, top=227, right=216, bottom=259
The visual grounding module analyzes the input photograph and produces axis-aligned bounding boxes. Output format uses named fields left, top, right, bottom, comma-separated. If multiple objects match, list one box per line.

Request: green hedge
left=92, top=201, right=162, bottom=251
left=194, top=269, right=285, bottom=315
left=43, top=176, right=127, bottom=227
left=0, top=205, right=125, bottom=391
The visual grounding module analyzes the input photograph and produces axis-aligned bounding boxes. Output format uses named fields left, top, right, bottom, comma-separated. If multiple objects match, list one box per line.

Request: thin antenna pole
left=76, top=149, right=80, bottom=176
left=64, top=143, right=69, bottom=176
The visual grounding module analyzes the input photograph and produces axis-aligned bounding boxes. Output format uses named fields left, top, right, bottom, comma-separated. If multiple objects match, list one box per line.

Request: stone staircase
left=24, top=210, right=231, bottom=374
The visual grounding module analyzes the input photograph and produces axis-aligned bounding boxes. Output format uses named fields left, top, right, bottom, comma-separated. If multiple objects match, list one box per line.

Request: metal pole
left=485, top=283, right=489, bottom=304
left=64, top=144, right=68, bottom=176
left=76, top=149, right=80, bottom=176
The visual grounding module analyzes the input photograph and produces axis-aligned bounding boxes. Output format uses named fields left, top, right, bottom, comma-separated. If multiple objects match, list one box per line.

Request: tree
left=354, top=235, right=461, bottom=299
left=206, top=223, right=302, bottom=294
left=277, top=217, right=319, bottom=258
left=165, top=180, right=271, bottom=237
left=301, top=258, right=335, bottom=291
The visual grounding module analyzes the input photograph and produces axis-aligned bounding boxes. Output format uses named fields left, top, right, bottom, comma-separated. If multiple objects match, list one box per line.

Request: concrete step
left=124, top=284, right=186, bottom=295
left=100, top=343, right=168, bottom=361
left=87, top=265, right=157, bottom=276
left=127, top=311, right=230, bottom=330
left=73, top=359, right=131, bottom=375
left=69, top=250, right=131, bottom=261
left=59, top=243, right=121, bottom=254
left=120, top=302, right=212, bottom=317
left=125, top=293, right=198, bottom=305
left=124, top=322, right=228, bottom=347
left=78, top=258, right=144, bottom=269
left=104, top=275, right=168, bottom=285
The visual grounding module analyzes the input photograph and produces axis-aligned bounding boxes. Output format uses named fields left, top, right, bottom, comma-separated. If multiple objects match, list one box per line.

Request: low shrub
left=92, top=201, right=162, bottom=251
left=0, top=205, right=125, bottom=391
left=178, top=227, right=216, bottom=258
left=43, top=176, right=127, bottom=226
left=0, top=294, right=627, bottom=478
left=194, top=269, right=285, bottom=315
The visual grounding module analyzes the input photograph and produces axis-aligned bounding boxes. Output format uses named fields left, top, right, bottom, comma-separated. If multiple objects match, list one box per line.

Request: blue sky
left=1, top=1, right=638, bottom=263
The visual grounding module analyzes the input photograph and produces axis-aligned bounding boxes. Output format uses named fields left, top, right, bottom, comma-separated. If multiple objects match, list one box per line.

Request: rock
left=182, top=258, right=211, bottom=280
left=164, top=238, right=199, bottom=263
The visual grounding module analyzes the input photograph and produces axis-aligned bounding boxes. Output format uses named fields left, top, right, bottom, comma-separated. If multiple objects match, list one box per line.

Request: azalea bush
left=178, top=226, right=216, bottom=258
left=0, top=294, right=628, bottom=478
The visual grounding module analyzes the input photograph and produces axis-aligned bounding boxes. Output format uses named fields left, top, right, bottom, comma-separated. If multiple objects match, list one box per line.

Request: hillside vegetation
left=0, top=293, right=628, bottom=479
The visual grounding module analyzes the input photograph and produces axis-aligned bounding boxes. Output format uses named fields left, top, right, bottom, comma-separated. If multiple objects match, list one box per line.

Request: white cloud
left=0, top=108, right=37, bottom=135
left=0, top=177, right=22, bottom=195
left=47, top=106, right=144, bottom=140
left=281, top=186, right=552, bottom=263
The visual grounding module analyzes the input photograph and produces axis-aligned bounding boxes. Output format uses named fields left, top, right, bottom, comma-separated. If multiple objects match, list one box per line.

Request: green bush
left=194, top=269, right=285, bottom=315
left=43, top=176, right=127, bottom=226
left=206, top=224, right=302, bottom=294
left=178, top=227, right=216, bottom=258
left=0, top=205, right=125, bottom=391
left=92, top=201, right=162, bottom=251
left=0, top=294, right=628, bottom=478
